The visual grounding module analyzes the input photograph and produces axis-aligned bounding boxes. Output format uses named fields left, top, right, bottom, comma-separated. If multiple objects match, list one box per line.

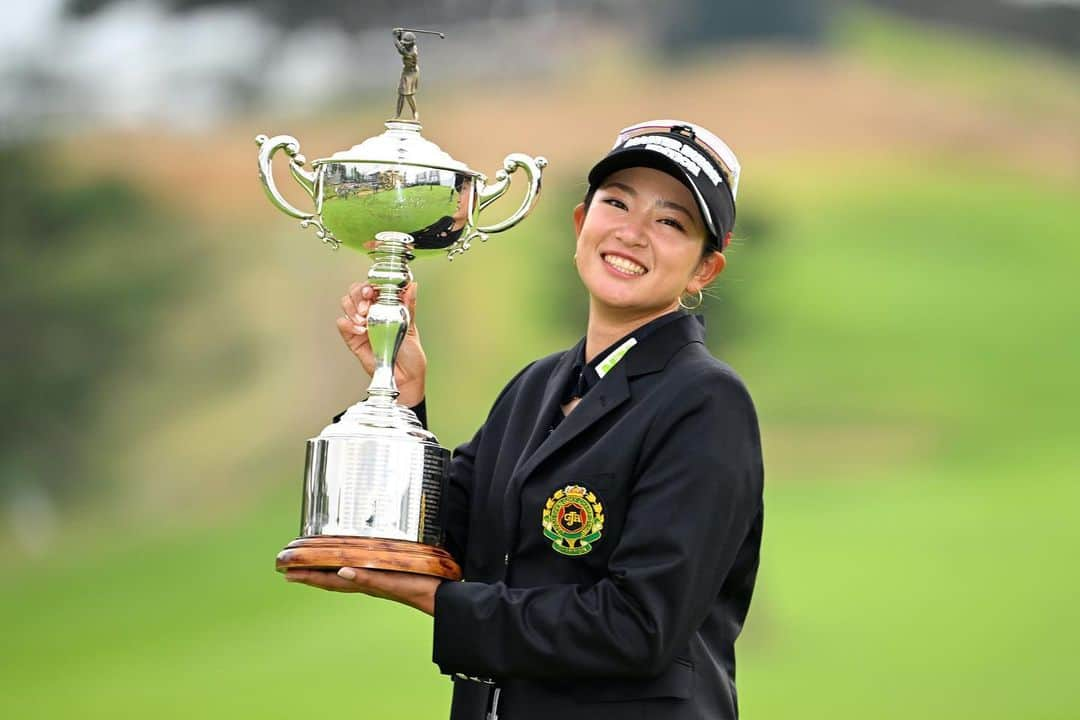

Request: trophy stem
left=364, top=231, right=415, bottom=405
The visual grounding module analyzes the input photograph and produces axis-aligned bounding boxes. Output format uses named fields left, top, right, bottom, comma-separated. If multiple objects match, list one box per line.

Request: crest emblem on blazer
left=542, top=485, right=604, bottom=556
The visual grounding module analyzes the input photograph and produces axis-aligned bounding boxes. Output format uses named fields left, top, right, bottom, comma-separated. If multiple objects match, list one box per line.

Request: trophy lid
left=313, top=120, right=479, bottom=176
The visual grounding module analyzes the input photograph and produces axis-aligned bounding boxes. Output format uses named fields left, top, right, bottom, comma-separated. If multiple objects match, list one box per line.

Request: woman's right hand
left=336, top=282, right=427, bottom=408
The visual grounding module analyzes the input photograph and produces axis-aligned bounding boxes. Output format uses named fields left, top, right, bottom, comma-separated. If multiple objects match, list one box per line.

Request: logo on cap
left=613, top=119, right=741, bottom=201
left=623, top=135, right=724, bottom=188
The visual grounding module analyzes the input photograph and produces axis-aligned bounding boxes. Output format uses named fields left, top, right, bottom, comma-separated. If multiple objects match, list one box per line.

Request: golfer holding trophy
left=261, top=28, right=762, bottom=720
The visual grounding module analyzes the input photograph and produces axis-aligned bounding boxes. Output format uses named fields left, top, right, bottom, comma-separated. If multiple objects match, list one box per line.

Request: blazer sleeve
left=432, top=369, right=763, bottom=679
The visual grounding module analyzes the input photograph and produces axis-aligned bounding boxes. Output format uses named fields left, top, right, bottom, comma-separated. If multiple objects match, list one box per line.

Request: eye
left=602, top=197, right=628, bottom=211
left=659, top=217, right=686, bottom=233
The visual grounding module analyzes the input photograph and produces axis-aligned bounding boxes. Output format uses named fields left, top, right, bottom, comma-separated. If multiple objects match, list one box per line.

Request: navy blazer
left=432, top=313, right=764, bottom=720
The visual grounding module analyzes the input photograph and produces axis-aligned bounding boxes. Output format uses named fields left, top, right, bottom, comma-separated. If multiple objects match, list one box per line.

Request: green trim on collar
left=595, top=337, right=638, bottom=378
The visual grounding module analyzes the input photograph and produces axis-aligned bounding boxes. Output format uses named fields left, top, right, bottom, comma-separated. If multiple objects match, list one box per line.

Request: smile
left=601, top=253, right=647, bottom=276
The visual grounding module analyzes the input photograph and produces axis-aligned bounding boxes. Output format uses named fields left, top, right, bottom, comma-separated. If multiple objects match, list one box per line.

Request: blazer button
left=503, top=553, right=510, bottom=566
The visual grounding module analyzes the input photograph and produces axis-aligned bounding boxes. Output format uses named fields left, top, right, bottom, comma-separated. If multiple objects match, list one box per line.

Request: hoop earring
left=679, top=289, right=704, bottom=311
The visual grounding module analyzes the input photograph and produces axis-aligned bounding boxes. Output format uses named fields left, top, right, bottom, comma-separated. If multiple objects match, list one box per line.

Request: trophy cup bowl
left=257, top=119, right=546, bottom=579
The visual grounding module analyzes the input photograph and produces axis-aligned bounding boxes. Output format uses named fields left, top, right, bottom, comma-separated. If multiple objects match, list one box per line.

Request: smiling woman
left=293, top=119, right=763, bottom=720
left=573, top=167, right=725, bottom=323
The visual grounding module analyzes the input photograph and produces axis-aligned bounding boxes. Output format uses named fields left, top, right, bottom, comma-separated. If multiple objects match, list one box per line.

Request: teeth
left=603, top=254, right=646, bottom=275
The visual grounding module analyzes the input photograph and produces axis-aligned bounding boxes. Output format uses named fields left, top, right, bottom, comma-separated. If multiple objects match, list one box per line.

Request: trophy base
left=276, top=536, right=462, bottom=580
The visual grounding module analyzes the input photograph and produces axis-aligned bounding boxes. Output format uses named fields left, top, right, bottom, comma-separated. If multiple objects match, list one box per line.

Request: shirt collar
left=560, top=309, right=689, bottom=404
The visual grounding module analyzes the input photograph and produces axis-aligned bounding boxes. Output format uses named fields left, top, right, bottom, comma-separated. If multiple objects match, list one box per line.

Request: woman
left=286, top=120, right=764, bottom=720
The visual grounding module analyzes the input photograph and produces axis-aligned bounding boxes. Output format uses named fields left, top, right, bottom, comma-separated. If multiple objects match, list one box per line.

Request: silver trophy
left=257, top=30, right=546, bottom=579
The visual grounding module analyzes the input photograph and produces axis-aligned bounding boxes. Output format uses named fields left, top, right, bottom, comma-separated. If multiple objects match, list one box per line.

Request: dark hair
left=582, top=186, right=718, bottom=260
left=582, top=185, right=598, bottom=213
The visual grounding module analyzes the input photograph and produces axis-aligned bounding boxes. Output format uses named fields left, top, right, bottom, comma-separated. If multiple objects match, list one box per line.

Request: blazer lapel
left=514, top=314, right=706, bottom=483
left=512, top=362, right=631, bottom=486
left=500, top=314, right=707, bottom=555
left=510, top=338, right=582, bottom=481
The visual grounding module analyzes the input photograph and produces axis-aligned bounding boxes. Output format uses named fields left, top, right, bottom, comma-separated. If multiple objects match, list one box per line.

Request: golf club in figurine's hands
left=255, top=29, right=547, bottom=580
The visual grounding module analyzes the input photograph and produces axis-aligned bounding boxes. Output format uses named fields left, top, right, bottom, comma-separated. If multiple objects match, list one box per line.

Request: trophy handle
left=256, top=133, right=321, bottom=219
left=474, top=153, right=548, bottom=234
left=256, top=134, right=339, bottom=247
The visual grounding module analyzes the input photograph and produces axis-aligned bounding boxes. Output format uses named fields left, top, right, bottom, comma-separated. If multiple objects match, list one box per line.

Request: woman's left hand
left=284, top=567, right=442, bottom=616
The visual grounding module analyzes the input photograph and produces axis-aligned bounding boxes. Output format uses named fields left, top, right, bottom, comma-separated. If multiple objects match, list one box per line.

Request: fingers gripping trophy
left=255, top=29, right=547, bottom=580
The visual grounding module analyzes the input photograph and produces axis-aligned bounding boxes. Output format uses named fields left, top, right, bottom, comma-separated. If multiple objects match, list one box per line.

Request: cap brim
left=587, top=147, right=731, bottom=242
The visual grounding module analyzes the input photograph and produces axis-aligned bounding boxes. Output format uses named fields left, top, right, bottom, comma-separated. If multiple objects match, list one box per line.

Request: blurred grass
left=0, top=486, right=449, bottom=718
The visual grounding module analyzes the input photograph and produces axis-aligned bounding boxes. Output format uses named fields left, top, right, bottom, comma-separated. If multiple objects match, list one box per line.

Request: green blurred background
left=2, top=1, right=1078, bottom=718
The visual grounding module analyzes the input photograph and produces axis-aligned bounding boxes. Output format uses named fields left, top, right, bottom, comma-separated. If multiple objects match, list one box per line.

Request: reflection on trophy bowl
left=256, top=119, right=547, bottom=261
left=318, top=160, right=477, bottom=256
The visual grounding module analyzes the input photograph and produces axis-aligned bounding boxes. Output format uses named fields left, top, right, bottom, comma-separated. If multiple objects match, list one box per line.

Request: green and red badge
left=542, top=485, right=605, bottom=556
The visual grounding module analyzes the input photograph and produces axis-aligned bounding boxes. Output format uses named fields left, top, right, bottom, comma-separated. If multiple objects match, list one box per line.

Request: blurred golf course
left=2, top=7, right=1078, bottom=719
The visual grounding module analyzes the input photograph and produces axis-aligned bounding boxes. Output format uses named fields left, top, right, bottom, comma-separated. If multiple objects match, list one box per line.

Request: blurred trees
left=0, top=147, right=196, bottom=504
left=67, top=0, right=544, bottom=26
left=868, top=0, right=1080, bottom=58
left=658, top=0, right=832, bottom=54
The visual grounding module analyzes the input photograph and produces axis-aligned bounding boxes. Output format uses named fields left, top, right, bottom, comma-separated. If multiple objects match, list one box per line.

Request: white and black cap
left=587, top=119, right=741, bottom=249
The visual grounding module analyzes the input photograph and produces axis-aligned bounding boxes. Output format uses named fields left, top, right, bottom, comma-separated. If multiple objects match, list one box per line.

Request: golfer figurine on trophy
left=255, top=29, right=547, bottom=580
left=393, top=27, right=444, bottom=121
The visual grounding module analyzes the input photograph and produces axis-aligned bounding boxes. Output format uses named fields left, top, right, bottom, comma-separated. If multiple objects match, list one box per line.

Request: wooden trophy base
left=276, top=536, right=462, bottom=580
